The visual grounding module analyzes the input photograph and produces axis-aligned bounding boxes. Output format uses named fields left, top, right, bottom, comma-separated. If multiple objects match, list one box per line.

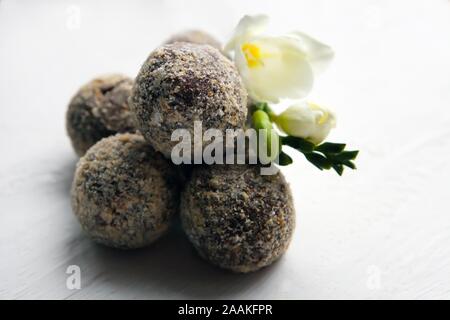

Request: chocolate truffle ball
left=66, top=74, right=136, bottom=156
left=165, top=30, right=222, bottom=51
left=180, top=165, right=295, bottom=273
left=129, top=43, right=247, bottom=158
left=71, top=133, right=180, bottom=249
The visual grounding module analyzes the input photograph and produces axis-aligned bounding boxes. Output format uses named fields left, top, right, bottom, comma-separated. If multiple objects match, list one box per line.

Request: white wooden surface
left=1, top=0, right=450, bottom=300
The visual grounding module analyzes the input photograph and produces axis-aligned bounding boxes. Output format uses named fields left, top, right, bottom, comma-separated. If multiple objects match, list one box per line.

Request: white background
left=1, top=0, right=449, bottom=299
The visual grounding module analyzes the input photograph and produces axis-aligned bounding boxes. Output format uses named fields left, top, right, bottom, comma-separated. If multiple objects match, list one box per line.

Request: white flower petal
left=236, top=36, right=314, bottom=103
left=286, top=31, right=334, bottom=73
left=225, top=15, right=269, bottom=53
left=226, top=15, right=334, bottom=103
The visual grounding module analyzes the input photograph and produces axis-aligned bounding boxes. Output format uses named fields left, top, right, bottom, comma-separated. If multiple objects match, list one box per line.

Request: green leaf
left=277, top=151, right=293, bottom=166
left=276, top=135, right=358, bottom=175
left=254, top=102, right=267, bottom=111
left=342, top=160, right=356, bottom=169
left=281, top=136, right=315, bottom=153
left=332, top=164, right=344, bottom=176
left=254, top=102, right=274, bottom=115
left=335, top=150, right=359, bottom=161
left=304, top=152, right=332, bottom=170
left=315, top=142, right=346, bottom=154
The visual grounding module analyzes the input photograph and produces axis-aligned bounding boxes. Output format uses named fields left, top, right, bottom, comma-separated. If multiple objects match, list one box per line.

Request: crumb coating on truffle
left=71, top=133, right=180, bottom=249
left=130, top=43, right=247, bottom=157
left=165, top=30, right=222, bottom=51
left=181, top=165, right=295, bottom=273
left=66, top=74, right=136, bottom=156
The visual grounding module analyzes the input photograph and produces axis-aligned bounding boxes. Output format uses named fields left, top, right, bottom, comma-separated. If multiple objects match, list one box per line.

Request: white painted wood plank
left=1, top=0, right=449, bottom=299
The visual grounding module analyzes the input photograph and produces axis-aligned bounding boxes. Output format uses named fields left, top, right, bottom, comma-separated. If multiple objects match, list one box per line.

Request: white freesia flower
left=225, top=15, right=334, bottom=103
left=274, top=102, right=336, bottom=144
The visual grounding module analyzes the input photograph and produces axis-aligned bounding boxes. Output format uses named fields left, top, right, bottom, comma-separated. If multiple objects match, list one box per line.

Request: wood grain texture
left=0, top=0, right=449, bottom=299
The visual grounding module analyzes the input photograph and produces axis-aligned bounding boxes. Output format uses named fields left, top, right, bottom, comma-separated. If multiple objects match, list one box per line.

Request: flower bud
left=252, top=110, right=280, bottom=162
left=275, top=102, right=336, bottom=144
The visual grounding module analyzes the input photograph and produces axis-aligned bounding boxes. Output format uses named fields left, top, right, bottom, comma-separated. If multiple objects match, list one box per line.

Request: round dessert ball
left=66, top=74, right=136, bottom=156
left=180, top=164, right=295, bottom=273
left=129, top=42, right=247, bottom=158
left=164, top=30, right=222, bottom=51
left=71, top=133, right=180, bottom=249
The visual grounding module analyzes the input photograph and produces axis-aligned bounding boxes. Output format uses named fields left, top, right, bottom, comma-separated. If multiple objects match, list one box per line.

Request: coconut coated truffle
left=71, top=133, right=180, bottom=249
left=130, top=42, right=247, bottom=158
left=165, top=30, right=222, bottom=51
left=66, top=74, right=136, bottom=156
left=180, top=164, right=295, bottom=273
